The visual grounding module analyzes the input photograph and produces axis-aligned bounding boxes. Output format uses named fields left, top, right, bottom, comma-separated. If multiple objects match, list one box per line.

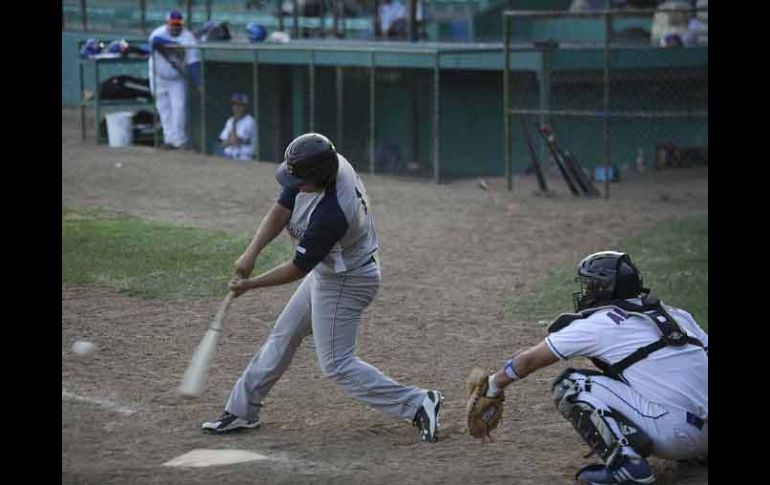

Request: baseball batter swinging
left=202, top=133, right=443, bottom=442
left=466, top=251, right=707, bottom=484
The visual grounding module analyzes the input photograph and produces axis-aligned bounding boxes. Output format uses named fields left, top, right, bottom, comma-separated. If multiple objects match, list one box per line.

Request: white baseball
left=115, top=162, right=123, bottom=168
left=72, top=340, right=96, bottom=355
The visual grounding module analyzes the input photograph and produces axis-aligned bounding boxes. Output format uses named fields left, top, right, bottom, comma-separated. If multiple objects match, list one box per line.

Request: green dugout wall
left=63, top=32, right=707, bottom=180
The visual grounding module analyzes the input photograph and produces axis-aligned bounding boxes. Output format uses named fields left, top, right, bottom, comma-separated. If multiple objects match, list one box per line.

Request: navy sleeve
left=277, top=186, right=299, bottom=211
left=293, top=197, right=349, bottom=273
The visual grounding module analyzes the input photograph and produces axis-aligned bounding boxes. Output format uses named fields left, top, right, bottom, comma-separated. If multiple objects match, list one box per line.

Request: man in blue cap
left=217, top=92, right=258, bottom=161
left=148, top=10, right=200, bottom=150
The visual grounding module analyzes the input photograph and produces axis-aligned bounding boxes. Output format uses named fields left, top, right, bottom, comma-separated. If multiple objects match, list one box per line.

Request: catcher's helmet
left=572, top=251, right=644, bottom=311
left=276, top=133, right=339, bottom=189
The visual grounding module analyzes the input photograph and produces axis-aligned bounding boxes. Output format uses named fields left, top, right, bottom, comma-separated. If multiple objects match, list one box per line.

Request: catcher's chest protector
left=546, top=295, right=705, bottom=381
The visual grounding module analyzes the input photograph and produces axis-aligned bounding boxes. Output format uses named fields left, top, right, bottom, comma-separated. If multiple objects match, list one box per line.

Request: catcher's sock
left=621, top=446, right=641, bottom=460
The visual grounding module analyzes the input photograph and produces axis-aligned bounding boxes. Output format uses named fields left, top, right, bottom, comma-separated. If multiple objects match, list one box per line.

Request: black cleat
left=201, top=411, right=260, bottom=434
left=412, top=390, right=443, bottom=443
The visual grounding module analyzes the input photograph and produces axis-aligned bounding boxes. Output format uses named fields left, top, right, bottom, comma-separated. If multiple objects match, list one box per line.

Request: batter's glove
left=465, top=367, right=505, bottom=442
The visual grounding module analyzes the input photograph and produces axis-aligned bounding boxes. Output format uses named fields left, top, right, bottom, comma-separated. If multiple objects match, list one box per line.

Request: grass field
left=508, top=213, right=708, bottom=330
left=62, top=207, right=708, bottom=329
left=62, top=206, right=293, bottom=299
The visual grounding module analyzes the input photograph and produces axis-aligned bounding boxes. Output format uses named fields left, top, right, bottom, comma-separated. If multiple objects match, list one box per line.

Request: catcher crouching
left=465, top=251, right=708, bottom=485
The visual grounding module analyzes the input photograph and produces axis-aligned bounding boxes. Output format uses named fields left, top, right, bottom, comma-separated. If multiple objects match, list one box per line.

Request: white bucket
left=105, top=111, right=134, bottom=147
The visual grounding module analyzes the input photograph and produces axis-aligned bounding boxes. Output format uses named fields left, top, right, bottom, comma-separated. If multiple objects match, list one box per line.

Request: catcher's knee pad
left=552, top=369, right=652, bottom=464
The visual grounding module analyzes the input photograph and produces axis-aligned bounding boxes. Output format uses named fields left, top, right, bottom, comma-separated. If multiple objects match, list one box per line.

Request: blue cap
left=167, top=10, right=184, bottom=25
left=231, top=93, right=249, bottom=105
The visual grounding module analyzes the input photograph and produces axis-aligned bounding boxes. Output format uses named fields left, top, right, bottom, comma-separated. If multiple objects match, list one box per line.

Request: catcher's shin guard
left=552, top=369, right=652, bottom=466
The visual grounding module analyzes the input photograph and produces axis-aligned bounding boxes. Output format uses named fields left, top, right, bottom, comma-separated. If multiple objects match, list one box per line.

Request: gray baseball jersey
left=278, top=155, right=378, bottom=275
left=224, top=154, right=426, bottom=422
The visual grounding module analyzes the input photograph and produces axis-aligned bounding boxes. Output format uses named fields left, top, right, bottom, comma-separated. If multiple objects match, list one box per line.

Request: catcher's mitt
left=465, top=367, right=505, bottom=441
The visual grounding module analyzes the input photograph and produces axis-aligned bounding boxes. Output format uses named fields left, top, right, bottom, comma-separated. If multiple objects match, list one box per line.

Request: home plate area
left=162, top=449, right=269, bottom=468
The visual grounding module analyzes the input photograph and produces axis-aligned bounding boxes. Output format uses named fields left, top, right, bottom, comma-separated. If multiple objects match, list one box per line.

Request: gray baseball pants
left=225, top=262, right=427, bottom=421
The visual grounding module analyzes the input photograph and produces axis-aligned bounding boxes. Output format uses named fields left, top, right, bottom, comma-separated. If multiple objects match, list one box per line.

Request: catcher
left=466, top=251, right=708, bottom=484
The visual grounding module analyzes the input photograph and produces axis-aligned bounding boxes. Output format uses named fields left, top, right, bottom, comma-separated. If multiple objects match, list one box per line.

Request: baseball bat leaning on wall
left=178, top=291, right=235, bottom=398
left=538, top=124, right=581, bottom=196
left=519, top=117, right=549, bottom=193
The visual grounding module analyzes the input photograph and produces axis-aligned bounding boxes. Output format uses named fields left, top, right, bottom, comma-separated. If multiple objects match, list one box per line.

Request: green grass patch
left=507, top=214, right=708, bottom=330
left=62, top=207, right=293, bottom=299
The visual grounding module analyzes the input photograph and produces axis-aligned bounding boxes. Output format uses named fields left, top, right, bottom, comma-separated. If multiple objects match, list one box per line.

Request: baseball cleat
left=576, top=455, right=655, bottom=484
left=413, top=390, right=443, bottom=443
left=201, top=411, right=260, bottom=434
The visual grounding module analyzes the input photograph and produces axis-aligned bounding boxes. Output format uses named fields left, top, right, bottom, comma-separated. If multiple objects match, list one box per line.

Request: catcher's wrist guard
left=504, top=359, right=521, bottom=381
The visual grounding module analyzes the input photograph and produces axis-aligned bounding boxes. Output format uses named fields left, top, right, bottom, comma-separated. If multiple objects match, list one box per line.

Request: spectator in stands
left=379, top=0, right=407, bottom=38
left=217, top=93, right=258, bottom=161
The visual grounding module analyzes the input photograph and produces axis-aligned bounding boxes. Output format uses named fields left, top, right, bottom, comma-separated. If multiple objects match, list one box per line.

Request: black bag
left=98, top=75, right=151, bottom=101
left=195, top=21, right=232, bottom=42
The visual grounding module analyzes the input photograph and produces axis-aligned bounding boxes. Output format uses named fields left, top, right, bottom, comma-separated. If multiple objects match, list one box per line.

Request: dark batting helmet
left=276, top=133, right=339, bottom=189
left=572, top=251, right=644, bottom=311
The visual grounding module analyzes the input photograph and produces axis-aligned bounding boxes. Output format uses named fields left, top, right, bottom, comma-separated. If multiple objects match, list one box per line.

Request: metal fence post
left=370, top=53, right=376, bottom=175
left=79, top=60, right=86, bottom=142
left=336, top=66, right=344, bottom=151
left=140, top=0, right=147, bottom=33
left=309, top=52, right=315, bottom=132
left=603, top=12, right=611, bottom=199
left=433, top=51, right=441, bottom=184
left=292, top=0, right=300, bottom=38
left=152, top=48, right=158, bottom=147
left=540, top=47, right=552, bottom=169
left=200, top=49, right=207, bottom=154
left=93, top=59, right=100, bottom=144
left=80, top=0, right=87, bottom=31
left=503, top=13, right=512, bottom=191
left=253, top=51, right=260, bottom=160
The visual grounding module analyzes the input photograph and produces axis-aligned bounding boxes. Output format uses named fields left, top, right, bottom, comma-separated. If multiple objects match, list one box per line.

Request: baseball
left=72, top=340, right=96, bottom=355
left=115, top=162, right=123, bottom=168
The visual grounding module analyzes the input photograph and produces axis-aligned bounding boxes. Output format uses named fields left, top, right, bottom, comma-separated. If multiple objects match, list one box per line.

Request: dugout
left=63, top=32, right=707, bottom=181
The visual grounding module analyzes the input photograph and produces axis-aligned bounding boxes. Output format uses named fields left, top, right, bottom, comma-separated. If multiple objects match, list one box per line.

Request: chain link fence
left=503, top=5, right=708, bottom=198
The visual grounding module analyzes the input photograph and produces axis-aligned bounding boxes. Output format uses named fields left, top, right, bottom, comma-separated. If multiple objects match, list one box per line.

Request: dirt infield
left=62, top=108, right=708, bottom=484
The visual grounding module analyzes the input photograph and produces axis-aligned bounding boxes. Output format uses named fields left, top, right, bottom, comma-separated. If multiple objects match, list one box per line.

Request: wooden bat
left=178, top=291, right=235, bottom=398
left=538, top=124, right=581, bottom=196
left=519, top=118, right=549, bottom=193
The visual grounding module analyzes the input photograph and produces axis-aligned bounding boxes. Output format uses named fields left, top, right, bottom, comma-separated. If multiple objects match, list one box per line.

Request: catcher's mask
left=572, top=251, right=644, bottom=311
left=276, top=133, right=339, bottom=189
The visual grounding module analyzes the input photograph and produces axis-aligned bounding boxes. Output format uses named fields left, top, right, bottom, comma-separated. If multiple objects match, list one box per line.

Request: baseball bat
left=519, top=117, right=549, bottom=193
left=538, top=124, right=581, bottom=196
left=178, top=291, right=235, bottom=398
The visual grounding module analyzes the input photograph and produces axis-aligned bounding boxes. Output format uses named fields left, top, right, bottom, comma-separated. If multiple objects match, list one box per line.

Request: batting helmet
left=572, top=251, right=644, bottom=311
left=247, top=22, right=267, bottom=43
left=276, top=133, right=339, bottom=189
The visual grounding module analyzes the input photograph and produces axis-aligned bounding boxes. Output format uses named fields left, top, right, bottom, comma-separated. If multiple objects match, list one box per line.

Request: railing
left=153, top=42, right=498, bottom=183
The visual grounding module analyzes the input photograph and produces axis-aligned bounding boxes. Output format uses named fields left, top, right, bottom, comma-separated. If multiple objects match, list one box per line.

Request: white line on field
left=61, top=389, right=136, bottom=415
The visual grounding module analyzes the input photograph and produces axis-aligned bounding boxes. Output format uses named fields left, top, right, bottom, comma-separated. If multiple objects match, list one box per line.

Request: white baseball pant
left=565, top=372, right=708, bottom=461
left=152, top=78, right=188, bottom=147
